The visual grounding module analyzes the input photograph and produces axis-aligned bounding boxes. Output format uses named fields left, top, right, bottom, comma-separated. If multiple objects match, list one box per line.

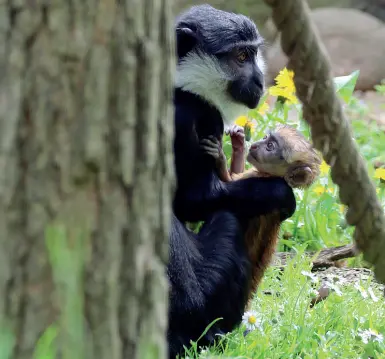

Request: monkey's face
left=247, top=133, right=289, bottom=176
left=222, top=47, right=265, bottom=109
left=175, top=5, right=266, bottom=123
left=247, top=127, right=322, bottom=188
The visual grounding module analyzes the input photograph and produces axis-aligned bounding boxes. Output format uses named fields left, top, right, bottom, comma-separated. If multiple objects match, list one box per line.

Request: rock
left=352, top=0, right=385, bottom=23
left=175, top=0, right=352, bottom=40
left=265, top=8, right=385, bottom=91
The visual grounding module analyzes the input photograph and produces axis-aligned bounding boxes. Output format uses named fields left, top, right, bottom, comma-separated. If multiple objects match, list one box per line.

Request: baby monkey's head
left=247, top=125, right=322, bottom=189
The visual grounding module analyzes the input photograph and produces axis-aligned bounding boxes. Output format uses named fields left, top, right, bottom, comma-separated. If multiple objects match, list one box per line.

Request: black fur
left=167, top=5, right=296, bottom=358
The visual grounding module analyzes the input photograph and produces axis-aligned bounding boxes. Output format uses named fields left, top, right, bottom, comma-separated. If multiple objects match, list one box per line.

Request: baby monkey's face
left=247, top=131, right=289, bottom=176
left=246, top=125, right=321, bottom=188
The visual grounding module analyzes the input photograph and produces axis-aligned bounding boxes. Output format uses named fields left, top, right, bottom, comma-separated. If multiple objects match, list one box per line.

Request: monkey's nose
left=250, top=143, right=258, bottom=150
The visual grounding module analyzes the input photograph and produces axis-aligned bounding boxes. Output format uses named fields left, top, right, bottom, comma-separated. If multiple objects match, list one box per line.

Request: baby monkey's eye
left=237, top=51, right=247, bottom=63
left=266, top=141, right=275, bottom=151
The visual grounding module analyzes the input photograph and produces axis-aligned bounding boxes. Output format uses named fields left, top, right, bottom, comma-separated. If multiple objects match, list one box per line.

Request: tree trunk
left=0, top=1, right=175, bottom=359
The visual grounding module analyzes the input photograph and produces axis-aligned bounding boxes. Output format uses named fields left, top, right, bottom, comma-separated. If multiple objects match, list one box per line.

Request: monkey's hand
left=200, top=136, right=231, bottom=182
left=226, top=125, right=245, bottom=175
left=226, top=125, right=245, bottom=152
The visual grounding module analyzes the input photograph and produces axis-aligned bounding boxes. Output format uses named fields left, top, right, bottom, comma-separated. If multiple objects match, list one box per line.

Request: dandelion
left=313, top=185, right=333, bottom=196
left=354, top=283, right=368, bottom=299
left=234, top=115, right=255, bottom=140
left=320, top=160, right=330, bottom=176
left=242, top=310, right=262, bottom=331
left=257, top=101, right=269, bottom=115
left=358, top=329, right=384, bottom=344
left=374, top=168, right=385, bottom=180
left=313, top=185, right=326, bottom=195
left=235, top=115, right=248, bottom=127
left=269, top=68, right=298, bottom=105
left=368, top=287, right=379, bottom=302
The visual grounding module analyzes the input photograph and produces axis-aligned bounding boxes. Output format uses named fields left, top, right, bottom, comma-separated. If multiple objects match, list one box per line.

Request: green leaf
left=333, top=70, right=360, bottom=103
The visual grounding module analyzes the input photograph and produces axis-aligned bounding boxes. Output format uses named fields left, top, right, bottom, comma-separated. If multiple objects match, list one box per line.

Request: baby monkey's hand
left=226, top=125, right=245, bottom=153
left=226, top=125, right=246, bottom=175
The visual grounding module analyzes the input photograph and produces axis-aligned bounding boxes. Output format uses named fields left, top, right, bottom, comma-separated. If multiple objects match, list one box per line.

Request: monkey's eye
left=237, top=51, right=247, bottom=63
left=263, top=135, right=268, bottom=140
left=266, top=141, right=275, bottom=151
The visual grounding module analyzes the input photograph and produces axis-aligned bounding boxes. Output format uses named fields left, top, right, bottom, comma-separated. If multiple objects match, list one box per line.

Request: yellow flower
left=313, top=185, right=326, bottom=195
left=320, top=160, right=330, bottom=176
left=235, top=115, right=248, bottom=127
left=268, top=67, right=298, bottom=105
left=234, top=115, right=255, bottom=134
left=257, top=101, right=269, bottom=115
left=339, top=204, right=346, bottom=213
left=313, top=185, right=333, bottom=196
left=374, top=168, right=385, bottom=180
left=275, top=67, right=296, bottom=93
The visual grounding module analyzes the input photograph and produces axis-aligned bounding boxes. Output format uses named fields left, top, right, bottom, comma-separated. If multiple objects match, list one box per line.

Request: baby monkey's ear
left=285, top=165, right=315, bottom=189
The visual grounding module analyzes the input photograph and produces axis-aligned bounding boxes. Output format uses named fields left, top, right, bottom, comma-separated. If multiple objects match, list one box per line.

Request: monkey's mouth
left=247, top=151, right=260, bottom=168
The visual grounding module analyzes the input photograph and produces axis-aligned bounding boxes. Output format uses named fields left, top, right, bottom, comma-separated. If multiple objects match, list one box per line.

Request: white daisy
left=242, top=310, right=262, bottom=331
left=358, top=329, right=384, bottom=344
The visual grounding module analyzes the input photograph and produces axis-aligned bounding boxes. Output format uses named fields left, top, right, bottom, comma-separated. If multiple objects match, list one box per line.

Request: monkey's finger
left=200, top=138, right=218, bottom=148
left=233, top=125, right=245, bottom=133
left=207, top=135, right=219, bottom=144
left=234, top=132, right=245, bottom=138
left=227, top=125, right=236, bottom=135
left=229, top=125, right=245, bottom=136
left=202, top=151, right=220, bottom=159
left=200, top=145, right=219, bottom=156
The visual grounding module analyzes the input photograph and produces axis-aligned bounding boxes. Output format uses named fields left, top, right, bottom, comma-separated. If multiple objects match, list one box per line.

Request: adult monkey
left=168, top=5, right=296, bottom=358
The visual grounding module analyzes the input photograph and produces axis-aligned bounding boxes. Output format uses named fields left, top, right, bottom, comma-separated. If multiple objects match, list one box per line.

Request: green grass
left=188, top=253, right=385, bottom=359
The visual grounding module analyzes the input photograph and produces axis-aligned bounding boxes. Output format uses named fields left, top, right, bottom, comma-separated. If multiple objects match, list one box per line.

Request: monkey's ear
left=176, top=24, right=198, bottom=58
left=285, top=166, right=314, bottom=189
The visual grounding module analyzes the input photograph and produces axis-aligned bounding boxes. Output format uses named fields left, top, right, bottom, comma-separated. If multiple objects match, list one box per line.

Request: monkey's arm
left=231, top=168, right=271, bottom=180
left=173, top=106, right=296, bottom=222
left=227, top=125, right=246, bottom=176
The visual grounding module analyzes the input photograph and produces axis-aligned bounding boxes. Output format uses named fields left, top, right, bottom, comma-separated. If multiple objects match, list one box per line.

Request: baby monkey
left=201, top=124, right=321, bottom=304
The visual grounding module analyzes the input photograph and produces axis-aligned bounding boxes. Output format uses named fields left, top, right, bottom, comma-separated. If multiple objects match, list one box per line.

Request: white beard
left=175, top=51, right=267, bottom=125
left=175, top=52, right=247, bottom=125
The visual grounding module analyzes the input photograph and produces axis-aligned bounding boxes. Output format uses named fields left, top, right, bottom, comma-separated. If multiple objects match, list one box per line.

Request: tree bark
left=0, top=1, right=175, bottom=359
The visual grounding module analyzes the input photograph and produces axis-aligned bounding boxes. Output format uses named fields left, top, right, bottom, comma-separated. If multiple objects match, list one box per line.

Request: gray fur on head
left=175, top=5, right=267, bottom=124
